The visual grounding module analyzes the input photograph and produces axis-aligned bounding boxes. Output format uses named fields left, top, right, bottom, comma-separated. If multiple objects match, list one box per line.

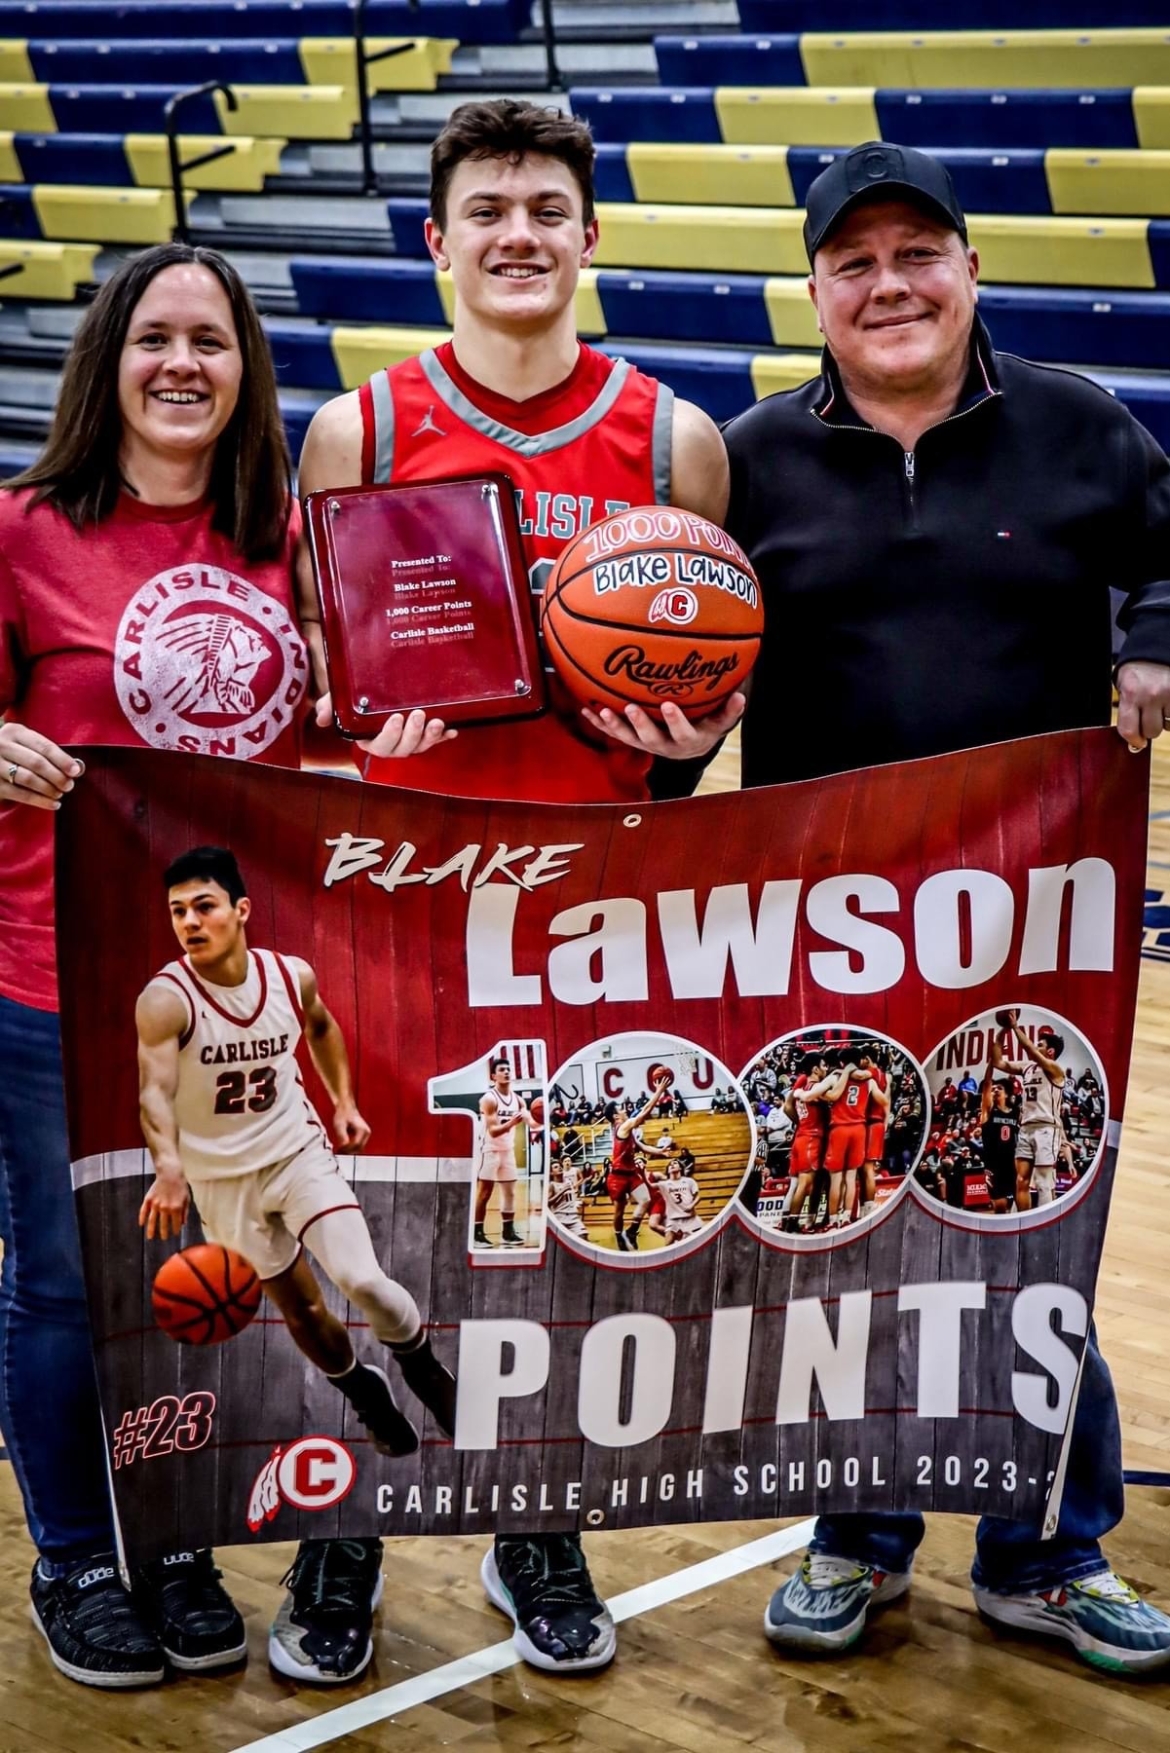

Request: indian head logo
left=114, top=566, right=307, bottom=756
left=648, top=587, right=699, bottom=627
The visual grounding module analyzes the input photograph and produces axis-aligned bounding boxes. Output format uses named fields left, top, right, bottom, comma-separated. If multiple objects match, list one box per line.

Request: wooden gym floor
left=3, top=732, right=1170, bottom=1753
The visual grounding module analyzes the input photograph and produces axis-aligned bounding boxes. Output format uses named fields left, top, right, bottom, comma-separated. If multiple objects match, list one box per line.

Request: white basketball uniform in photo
left=1017, top=1059, right=1063, bottom=1167
left=478, top=1086, right=522, bottom=1183
left=661, top=1175, right=702, bottom=1235
left=149, top=949, right=324, bottom=1177
left=549, top=1167, right=588, bottom=1238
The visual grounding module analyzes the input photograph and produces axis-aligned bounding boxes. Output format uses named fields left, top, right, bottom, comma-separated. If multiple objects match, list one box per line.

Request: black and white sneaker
left=269, top=1538, right=383, bottom=1684
left=473, top=1223, right=493, bottom=1247
left=393, top=1334, right=457, bottom=1437
left=624, top=1226, right=642, bottom=1250
left=336, top=1362, right=419, bottom=1458
left=30, top=1553, right=165, bottom=1689
left=132, top=1549, right=247, bottom=1671
left=483, top=1535, right=616, bottom=1672
left=501, top=1220, right=525, bottom=1246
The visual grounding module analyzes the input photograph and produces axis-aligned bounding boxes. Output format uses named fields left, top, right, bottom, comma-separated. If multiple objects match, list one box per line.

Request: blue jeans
left=0, top=994, right=114, bottom=1560
left=811, top=1327, right=1123, bottom=1591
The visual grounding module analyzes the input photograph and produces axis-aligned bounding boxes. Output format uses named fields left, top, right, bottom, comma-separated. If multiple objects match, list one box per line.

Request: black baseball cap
left=803, top=143, right=968, bottom=261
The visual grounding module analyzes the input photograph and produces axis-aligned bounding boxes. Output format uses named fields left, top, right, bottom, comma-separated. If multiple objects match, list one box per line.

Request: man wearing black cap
left=723, top=144, right=1170, bottom=1672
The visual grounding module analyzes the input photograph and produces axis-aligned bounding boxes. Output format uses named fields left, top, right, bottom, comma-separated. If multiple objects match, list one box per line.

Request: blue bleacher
left=1149, top=223, right=1170, bottom=293
left=877, top=90, right=1140, bottom=151
left=265, top=322, right=339, bottom=391
left=386, top=198, right=430, bottom=259
left=0, top=186, right=41, bottom=241
left=570, top=87, right=1143, bottom=151
left=600, top=270, right=776, bottom=347
left=787, top=146, right=1052, bottom=216
left=593, top=144, right=634, bottom=204
left=654, top=36, right=806, bottom=88
left=290, top=258, right=448, bottom=327
left=570, top=91, right=723, bottom=147
left=27, top=39, right=307, bottom=85
left=738, top=0, right=1167, bottom=26
left=14, top=133, right=133, bottom=186
left=45, top=85, right=223, bottom=134
left=0, top=0, right=529, bottom=42
left=979, top=288, right=1170, bottom=372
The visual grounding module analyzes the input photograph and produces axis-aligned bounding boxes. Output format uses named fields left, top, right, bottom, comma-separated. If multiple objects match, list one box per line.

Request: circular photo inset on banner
left=738, top=1027, right=930, bottom=1239
left=547, top=1032, right=754, bottom=1260
left=920, top=1005, right=1106, bottom=1218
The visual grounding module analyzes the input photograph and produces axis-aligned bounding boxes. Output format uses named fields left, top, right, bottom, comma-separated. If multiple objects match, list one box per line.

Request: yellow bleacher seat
left=125, top=135, right=287, bottom=193
left=213, top=85, right=357, bottom=141
left=715, top=87, right=879, bottom=148
left=750, top=352, right=821, bottom=399
left=299, top=38, right=457, bottom=93
left=436, top=266, right=606, bottom=334
left=331, top=324, right=450, bottom=388
left=799, top=29, right=1170, bottom=91
left=763, top=278, right=822, bottom=348
left=1047, top=149, right=1170, bottom=219
left=627, top=144, right=794, bottom=208
left=32, top=186, right=186, bottom=246
left=0, top=131, right=20, bottom=182
left=0, top=85, right=55, bottom=133
left=968, top=214, right=1154, bottom=289
left=0, top=240, right=97, bottom=300
left=0, top=42, right=32, bottom=84
left=593, top=203, right=808, bottom=275
left=1134, top=88, right=1170, bottom=151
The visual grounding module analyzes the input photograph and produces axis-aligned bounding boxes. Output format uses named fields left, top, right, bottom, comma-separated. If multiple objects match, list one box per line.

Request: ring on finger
left=6, top=762, right=18, bottom=787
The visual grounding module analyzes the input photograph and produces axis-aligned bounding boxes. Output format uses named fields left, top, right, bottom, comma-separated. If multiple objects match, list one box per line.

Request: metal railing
left=163, top=82, right=240, bottom=246
left=355, top=0, right=420, bottom=196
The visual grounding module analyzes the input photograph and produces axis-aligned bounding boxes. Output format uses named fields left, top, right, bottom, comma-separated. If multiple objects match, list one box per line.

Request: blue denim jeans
left=0, top=994, right=115, bottom=1560
left=811, top=1326, right=1123, bottom=1591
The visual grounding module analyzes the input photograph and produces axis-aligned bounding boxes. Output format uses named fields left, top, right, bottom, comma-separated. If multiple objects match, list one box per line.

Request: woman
left=0, top=243, right=304, bottom=1688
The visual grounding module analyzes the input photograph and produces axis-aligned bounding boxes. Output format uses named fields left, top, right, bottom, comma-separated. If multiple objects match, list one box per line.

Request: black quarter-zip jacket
left=722, top=317, right=1170, bottom=789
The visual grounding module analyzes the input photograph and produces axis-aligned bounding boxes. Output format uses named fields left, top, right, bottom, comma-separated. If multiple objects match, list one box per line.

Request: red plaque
left=304, top=473, right=546, bottom=737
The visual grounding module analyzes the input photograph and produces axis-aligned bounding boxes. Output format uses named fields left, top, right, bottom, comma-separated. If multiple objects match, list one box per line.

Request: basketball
left=151, top=1243, right=262, bottom=1346
left=995, top=1009, right=1018, bottom=1028
left=541, top=505, right=763, bottom=721
left=647, top=1061, right=675, bottom=1089
left=529, top=1096, right=545, bottom=1125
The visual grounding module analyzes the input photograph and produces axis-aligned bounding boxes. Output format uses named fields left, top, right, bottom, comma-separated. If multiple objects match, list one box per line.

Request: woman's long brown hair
left=7, top=243, right=292, bottom=561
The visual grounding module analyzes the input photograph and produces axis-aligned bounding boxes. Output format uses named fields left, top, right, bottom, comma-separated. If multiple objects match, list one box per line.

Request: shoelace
left=498, top=1537, right=596, bottom=1614
left=280, top=1541, right=379, bottom=1617
left=1075, top=1570, right=1137, bottom=1603
left=154, top=1552, right=230, bottom=1618
left=803, top=1553, right=867, bottom=1590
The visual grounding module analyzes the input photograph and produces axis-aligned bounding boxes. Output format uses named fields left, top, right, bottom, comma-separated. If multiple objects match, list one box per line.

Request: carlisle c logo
left=246, top=1436, right=357, bottom=1533
left=648, top=587, right=698, bottom=626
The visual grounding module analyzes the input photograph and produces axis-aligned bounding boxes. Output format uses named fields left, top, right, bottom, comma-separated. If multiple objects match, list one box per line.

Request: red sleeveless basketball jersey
left=358, top=343, right=673, bottom=802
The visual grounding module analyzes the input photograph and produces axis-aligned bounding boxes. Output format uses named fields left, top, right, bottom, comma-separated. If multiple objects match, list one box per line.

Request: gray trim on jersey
left=418, top=348, right=633, bottom=458
left=370, top=368, right=395, bottom=483
left=652, top=379, right=674, bottom=504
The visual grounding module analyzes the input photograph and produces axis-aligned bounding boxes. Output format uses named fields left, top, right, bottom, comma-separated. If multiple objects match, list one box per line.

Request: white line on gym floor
left=230, top=1519, right=817, bottom=1753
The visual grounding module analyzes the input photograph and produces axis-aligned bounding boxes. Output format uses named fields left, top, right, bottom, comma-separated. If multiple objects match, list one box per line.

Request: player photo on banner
left=920, top=1006, right=1107, bottom=1221
left=57, top=728, right=1148, bottom=1561
left=739, top=1027, right=929, bottom=1242
left=546, top=1031, right=754, bottom=1260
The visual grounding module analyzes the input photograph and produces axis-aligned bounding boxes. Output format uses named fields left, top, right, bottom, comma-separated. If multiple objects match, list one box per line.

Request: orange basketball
left=541, top=505, right=763, bottom=721
left=529, top=1096, right=545, bottom=1126
left=647, top=1062, right=675, bottom=1090
left=152, top=1243, right=262, bottom=1346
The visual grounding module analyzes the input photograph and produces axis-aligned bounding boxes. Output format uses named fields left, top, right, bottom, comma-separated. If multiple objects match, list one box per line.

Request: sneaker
left=473, top=1223, right=492, bottom=1247
left=270, top=1538, right=383, bottom=1684
left=763, top=1552, right=912, bottom=1652
left=501, top=1220, right=525, bottom=1246
left=132, top=1549, right=246, bottom=1671
left=336, top=1362, right=418, bottom=1458
left=394, top=1334, right=457, bottom=1437
left=30, top=1553, right=165, bottom=1689
left=974, top=1569, right=1170, bottom=1674
left=483, top=1535, right=616, bottom=1673
left=623, top=1226, right=642, bottom=1249
left=614, top=1231, right=631, bottom=1252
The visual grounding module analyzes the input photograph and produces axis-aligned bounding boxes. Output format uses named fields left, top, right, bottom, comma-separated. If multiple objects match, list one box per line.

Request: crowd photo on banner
left=2, top=33, right=1170, bottom=1731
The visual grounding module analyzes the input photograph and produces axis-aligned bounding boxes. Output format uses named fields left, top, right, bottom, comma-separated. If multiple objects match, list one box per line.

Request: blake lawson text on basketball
left=57, top=729, right=1146, bottom=1561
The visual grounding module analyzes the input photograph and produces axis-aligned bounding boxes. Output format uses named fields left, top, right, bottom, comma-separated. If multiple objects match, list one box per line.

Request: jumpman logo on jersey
left=412, top=404, right=446, bottom=439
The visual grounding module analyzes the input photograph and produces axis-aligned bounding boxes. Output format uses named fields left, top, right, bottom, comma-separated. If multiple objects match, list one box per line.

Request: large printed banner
left=59, top=731, right=1146, bottom=1563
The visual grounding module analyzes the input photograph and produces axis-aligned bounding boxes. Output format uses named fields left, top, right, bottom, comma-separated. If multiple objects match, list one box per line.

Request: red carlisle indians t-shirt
left=0, top=488, right=307, bottom=1012
left=357, top=341, right=673, bottom=804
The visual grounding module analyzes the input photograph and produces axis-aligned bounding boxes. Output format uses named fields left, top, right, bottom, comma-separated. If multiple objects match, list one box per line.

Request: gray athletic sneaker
left=764, top=1551, right=912, bottom=1652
